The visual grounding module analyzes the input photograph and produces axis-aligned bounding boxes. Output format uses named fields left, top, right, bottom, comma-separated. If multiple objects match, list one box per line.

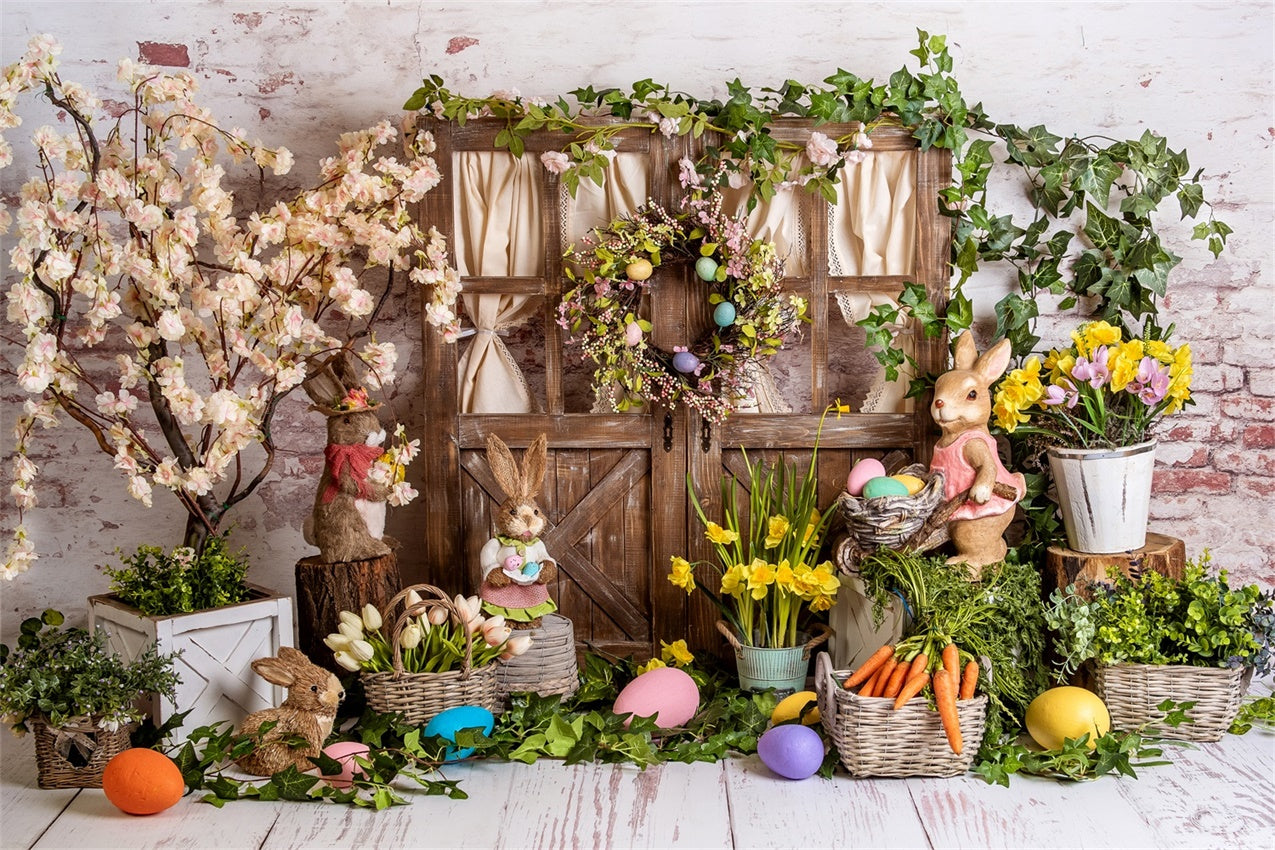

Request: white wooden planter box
left=88, top=583, right=294, bottom=736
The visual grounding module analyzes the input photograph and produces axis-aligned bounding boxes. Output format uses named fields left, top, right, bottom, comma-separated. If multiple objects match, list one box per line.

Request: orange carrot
left=882, top=657, right=910, bottom=699
left=892, top=671, right=930, bottom=710
left=933, top=668, right=962, bottom=754
left=863, top=657, right=897, bottom=698
left=844, top=644, right=894, bottom=690
left=941, top=642, right=959, bottom=681
left=907, top=652, right=929, bottom=681
left=959, top=659, right=979, bottom=700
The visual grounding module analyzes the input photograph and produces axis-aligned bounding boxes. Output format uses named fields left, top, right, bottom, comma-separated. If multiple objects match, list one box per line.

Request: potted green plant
left=0, top=610, right=179, bottom=789
left=1046, top=552, right=1275, bottom=741
left=87, top=535, right=293, bottom=737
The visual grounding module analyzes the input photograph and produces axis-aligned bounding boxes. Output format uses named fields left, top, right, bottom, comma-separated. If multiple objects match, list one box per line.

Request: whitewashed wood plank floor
left=3, top=715, right=1272, bottom=849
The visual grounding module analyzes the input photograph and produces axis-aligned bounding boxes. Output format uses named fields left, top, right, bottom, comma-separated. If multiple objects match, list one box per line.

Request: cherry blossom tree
left=0, top=35, right=461, bottom=578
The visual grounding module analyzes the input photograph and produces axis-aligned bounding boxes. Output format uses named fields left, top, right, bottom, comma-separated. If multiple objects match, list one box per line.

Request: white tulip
left=339, top=621, right=364, bottom=641
left=361, top=603, right=383, bottom=631
left=507, top=634, right=533, bottom=656
left=428, top=607, right=450, bottom=627
left=339, top=610, right=364, bottom=631
left=350, top=639, right=376, bottom=662
left=400, top=623, right=422, bottom=650
left=334, top=651, right=361, bottom=672
left=323, top=633, right=352, bottom=652
left=405, top=589, right=424, bottom=609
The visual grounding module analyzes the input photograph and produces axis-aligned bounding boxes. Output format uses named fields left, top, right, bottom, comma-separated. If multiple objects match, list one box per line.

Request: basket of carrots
left=814, top=635, right=987, bottom=778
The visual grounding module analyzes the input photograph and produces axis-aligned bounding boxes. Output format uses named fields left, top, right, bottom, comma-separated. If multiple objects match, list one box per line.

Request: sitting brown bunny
left=478, top=433, right=559, bottom=629
left=234, top=647, right=344, bottom=776
left=302, top=358, right=397, bottom=564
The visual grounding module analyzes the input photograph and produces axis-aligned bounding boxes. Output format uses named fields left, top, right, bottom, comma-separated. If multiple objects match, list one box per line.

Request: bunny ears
left=302, top=353, right=382, bottom=417
left=952, top=331, right=1013, bottom=385
left=487, top=433, right=547, bottom=503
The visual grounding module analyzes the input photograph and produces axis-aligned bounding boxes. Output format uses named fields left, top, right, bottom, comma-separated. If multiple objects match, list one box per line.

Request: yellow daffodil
left=667, top=556, right=696, bottom=594
left=1146, top=339, right=1173, bottom=364
left=802, top=508, right=821, bottom=545
left=719, top=563, right=747, bottom=597
left=764, top=515, right=790, bottom=549
left=660, top=639, right=695, bottom=667
left=774, top=559, right=796, bottom=593
left=993, top=397, right=1029, bottom=433
left=1044, top=348, right=1076, bottom=383
left=746, top=558, right=776, bottom=600
left=637, top=657, right=666, bottom=674
left=1079, top=320, right=1122, bottom=355
left=705, top=522, right=739, bottom=545
left=1107, top=340, right=1144, bottom=391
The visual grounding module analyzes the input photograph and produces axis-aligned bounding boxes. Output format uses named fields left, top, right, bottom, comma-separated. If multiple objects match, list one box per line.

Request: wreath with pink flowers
left=558, top=185, right=807, bottom=423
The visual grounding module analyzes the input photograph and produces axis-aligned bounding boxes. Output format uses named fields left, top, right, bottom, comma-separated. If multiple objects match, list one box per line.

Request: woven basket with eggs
left=836, top=462, right=945, bottom=557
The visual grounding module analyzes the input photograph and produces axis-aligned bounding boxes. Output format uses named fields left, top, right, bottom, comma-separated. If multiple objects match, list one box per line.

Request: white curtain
left=829, top=150, right=918, bottom=413
left=453, top=152, right=543, bottom=414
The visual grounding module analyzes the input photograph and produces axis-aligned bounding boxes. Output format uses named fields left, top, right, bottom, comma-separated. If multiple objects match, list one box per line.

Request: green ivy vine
left=406, top=30, right=1229, bottom=381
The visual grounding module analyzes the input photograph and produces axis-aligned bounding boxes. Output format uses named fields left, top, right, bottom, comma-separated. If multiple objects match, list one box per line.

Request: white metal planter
left=1047, top=440, right=1156, bottom=554
left=88, top=583, right=294, bottom=736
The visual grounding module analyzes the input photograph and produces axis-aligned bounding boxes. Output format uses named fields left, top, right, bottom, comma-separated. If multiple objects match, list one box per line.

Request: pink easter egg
left=613, top=667, right=699, bottom=729
left=321, top=741, right=370, bottom=788
left=624, top=321, right=644, bottom=346
left=846, top=457, right=886, bottom=496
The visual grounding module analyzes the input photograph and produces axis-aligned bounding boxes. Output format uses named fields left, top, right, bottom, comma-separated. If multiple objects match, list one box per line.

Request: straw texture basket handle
left=715, top=620, right=833, bottom=658
left=383, top=583, right=476, bottom=680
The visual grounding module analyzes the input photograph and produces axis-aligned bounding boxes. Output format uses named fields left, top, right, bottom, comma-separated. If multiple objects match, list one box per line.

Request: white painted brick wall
left=1, top=1, right=1271, bottom=641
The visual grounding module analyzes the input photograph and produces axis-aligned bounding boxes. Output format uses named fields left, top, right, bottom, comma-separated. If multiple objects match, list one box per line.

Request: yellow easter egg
left=770, top=690, right=821, bottom=726
left=890, top=474, right=926, bottom=496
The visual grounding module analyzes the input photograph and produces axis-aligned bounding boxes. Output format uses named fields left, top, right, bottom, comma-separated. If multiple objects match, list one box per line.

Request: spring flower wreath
left=558, top=168, right=808, bottom=422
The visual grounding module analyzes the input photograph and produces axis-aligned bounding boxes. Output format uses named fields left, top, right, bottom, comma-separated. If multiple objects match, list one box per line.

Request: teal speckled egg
left=712, top=301, right=737, bottom=327
left=694, top=256, right=719, bottom=281
left=862, top=476, right=910, bottom=500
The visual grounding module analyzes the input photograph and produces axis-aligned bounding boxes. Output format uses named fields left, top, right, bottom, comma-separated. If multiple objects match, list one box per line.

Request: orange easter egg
left=102, top=748, right=185, bottom=816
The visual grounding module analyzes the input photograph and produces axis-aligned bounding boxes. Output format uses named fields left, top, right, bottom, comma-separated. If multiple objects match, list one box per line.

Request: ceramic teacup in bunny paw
left=929, top=331, right=1026, bottom=575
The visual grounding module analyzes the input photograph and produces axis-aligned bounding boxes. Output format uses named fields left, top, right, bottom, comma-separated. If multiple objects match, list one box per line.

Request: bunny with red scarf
left=929, top=331, right=1026, bottom=573
left=303, top=358, right=398, bottom=563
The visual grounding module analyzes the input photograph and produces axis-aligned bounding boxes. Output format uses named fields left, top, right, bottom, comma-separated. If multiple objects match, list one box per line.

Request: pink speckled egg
left=846, top=457, right=886, bottom=496
left=320, top=741, right=370, bottom=788
left=613, top=667, right=700, bottom=729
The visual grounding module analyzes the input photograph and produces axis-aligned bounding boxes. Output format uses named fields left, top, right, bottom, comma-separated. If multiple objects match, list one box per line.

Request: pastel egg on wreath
left=625, top=258, right=653, bottom=281
left=624, top=321, right=644, bottom=347
left=672, top=351, right=701, bottom=374
left=320, top=740, right=371, bottom=788
left=613, top=666, right=700, bottom=729
left=712, top=301, right=737, bottom=327
left=694, top=256, right=719, bottom=282
left=757, top=723, right=824, bottom=780
left=423, top=705, right=496, bottom=762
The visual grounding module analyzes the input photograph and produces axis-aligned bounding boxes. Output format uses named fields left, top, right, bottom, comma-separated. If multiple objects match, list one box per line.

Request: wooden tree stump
left=1045, top=532, right=1185, bottom=597
left=295, top=551, right=402, bottom=671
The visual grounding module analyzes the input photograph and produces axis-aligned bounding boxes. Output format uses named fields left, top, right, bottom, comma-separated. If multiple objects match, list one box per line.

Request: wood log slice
left=1045, top=532, right=1185, bottom=598
left=295, top=552, right=402, bottom=672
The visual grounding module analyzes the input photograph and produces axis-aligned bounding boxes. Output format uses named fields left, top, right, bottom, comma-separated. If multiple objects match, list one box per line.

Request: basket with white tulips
left=327, top=584, right=531, bottom=725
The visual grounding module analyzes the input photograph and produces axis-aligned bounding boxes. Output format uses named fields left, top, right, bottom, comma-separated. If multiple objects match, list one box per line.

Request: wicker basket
left=836, top=464, right=945, bottom=551
left=31, top=714, right=134, bottom=789
left=1094, top=663, right=1250, bottom=742
left=361, top=584, right=502, bottom=726
left=495, top=613, right=579, bottom=707
left=814, top=652, right=986, bottom=778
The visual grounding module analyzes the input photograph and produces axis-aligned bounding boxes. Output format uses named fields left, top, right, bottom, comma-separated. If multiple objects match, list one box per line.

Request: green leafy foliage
left=1046, top=552, right=1275, bottom=678
left=1229, top=691, right=1275, bottom=735
left=858, top=550, right=1050, bottom=747
left=105, top=534, right=251, bottom=616
left=0, top=609, right=179, bottom=733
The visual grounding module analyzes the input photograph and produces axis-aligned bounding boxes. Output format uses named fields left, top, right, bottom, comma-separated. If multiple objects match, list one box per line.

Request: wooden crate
left=88, top=583, right=294, bottom=735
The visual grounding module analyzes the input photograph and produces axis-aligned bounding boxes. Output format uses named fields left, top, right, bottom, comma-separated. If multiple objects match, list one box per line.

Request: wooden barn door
left=420, top=119, right=948, bottom=659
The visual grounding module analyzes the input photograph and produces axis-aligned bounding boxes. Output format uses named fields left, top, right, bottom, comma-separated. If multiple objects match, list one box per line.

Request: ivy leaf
left=1177, top=182, right=1205, bottom=219
left=270, top=765, right=320, bottom=801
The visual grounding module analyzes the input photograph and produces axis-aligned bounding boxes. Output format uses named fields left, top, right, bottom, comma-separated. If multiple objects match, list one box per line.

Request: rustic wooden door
left=419, top=119, right=947, bottom=658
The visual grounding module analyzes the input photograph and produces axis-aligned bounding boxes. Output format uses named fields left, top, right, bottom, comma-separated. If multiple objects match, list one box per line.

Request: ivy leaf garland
left=406, top=29, right=1229, bottom=373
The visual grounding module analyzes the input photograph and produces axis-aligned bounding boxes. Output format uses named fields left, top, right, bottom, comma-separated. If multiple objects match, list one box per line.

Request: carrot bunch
left=842, top=637, right=981, bottom=754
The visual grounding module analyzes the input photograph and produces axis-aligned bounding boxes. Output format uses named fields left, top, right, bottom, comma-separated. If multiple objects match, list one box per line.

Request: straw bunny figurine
left=929, top=331, right=1026, bottom=573
left=478, top=433, right=559, bottom=629
left=234, top=647, right=345, bottom=776
left=302, top=357, right=398, bottom=564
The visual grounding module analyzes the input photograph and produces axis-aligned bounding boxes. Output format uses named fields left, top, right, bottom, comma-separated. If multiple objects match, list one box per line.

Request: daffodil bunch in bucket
left=992, top=320, right=1192, bottom=450
left=670, top=408, right=842, bottom=668
left=993, top=320, right=1193, bottom=553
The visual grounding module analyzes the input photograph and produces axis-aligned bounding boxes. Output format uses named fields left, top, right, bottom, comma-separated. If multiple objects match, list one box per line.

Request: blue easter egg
left=672, top=351, right=701, bottom=374
left=695, top=256, right=719, bottom=281
left=757, top=724, right=824, bottom=780
left=862, top=475, right=910, bottom=500
left=713, top=301, right=737, bottom=327
left=423, top=705, right=495, bottom=762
